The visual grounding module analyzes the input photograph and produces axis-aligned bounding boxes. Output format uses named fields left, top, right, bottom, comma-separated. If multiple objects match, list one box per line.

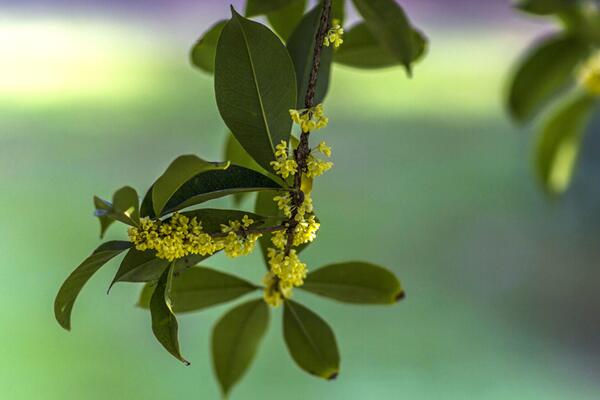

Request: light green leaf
left=215, top=7, right=297, bottom=172
left=334, top=23, right=427, bottom=69
left=508, top=34, right=589, bottom=123
left=283, top=300, right=340, bottom=379
left=246, top=0, right=297, bottom=17
left=535, top=94, right=596, bottom=195
left=287, top=4, right=334, bottom=107
left=151, top=155, right=229, bottom=216
left=150, top=264, right=189, bottom=365
left=515, top=0, right=574, bottom=15
left=54, top=241, right=131, bottom=330
left=93, top=186, right=140, bottom=235
left=301, top=261, right=404, bottom=303
left=351, top=0, right=418, bottom=74
left=267, top=0, right=306, bottom=41
left=190, top=20, right=227, bottom=74
left=137, top=267, right=259, bottom=313
left=212, top=299, right=269, bottom=396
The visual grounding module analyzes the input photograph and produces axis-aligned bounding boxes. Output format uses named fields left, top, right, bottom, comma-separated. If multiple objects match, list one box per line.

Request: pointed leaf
left=138, top=267, right=259, bottom=312
left=245, top=0, right=297, bottom=17
left=215, top=8, right=297, bottom=172
left=351, top=0, right=418, bottom=74
left=190, top=20, right=227, bottom=74
left=515, top=0, right=574, bottom=15
left=267, top=0, right=306, bottom=41
left=93, top=186, right=140, bottom=233
left=331, top=0, right=346, bottom=23
left=508, top=34, right=590, bottom=123
left=150, top=264, right=189, bottom=365
left=301, top=261, right=404, bottom=304
left=54, top=241, right=131, bottom=330
left=212, top=299, right=269, bottom=396
left=287, top=4, right=334, bottom=107
left=93, top=196, right=115, bottom=238
left=283, top=300, right=340, bottom=379
left=535, top=94, right=596, bottom=195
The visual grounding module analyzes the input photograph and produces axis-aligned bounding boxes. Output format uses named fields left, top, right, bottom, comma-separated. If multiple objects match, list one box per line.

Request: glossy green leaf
left=301, top=261, right=404, bottom=303
left=215, top=8, right=297, bottom=172
left=515, top=0, right=574, bottom=15
left=150, top=264, right=189, bottom=365
left=212, top=299, right=269, bottom=396
left=245, top=0, right=297, bottom=17
left=335, top=23, right=427, bottom=69
left=138, top=267, right=259, bottom=312
left=535, top=94, right=596, bottom=195
left=287, top=4, right=334, bottom=107
left=351, top=0, right=417, bottom=74
left=94, top=186, right=140, bottom=235
left=508, top=34, right=590, bottom=123
left=54, top=241, right=131, bottom=330
left=190, top=20, right=227, bottom=74
left=152, top=155, right=229, bottom=216
left=283, top=300, right=340, bottom=379
left=267, top=0, right=306, bottom=41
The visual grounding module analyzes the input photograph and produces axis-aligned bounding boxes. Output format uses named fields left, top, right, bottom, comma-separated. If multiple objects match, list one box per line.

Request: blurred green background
left=2, top=1, right=600, bottom=399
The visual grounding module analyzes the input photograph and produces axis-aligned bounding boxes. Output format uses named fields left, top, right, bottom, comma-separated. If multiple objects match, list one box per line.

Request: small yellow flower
left=306, top=155, right=333, bottom=178
left=579, top=53, right=600, bottom=96
left=267, top=248, right=307, bottom=288
left=323, top=19, right=344, bottom=48
left=289, top=104, right=328, bottom=133
left=317, top=141, right=332, bottom=157
left=262, top=272, right=292, bottom=307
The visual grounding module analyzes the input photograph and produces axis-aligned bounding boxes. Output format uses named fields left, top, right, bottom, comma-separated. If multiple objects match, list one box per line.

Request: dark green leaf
left=351, top=0, right=417, bottom=74
left=94, top=186, right=140, bottom=235
left=301, top=261, right=404, bottom=303
left=138, top=267, right=259, bottom=312
left=535, top=94, right=596, bottom=195
left=287, top=4, right=334, bottom=107
left=283, top=300, right=340, bottom=379
left=150, top=264, right=189, bottom=365
left=215, top=8, right=297, bottom=172
left=508, top=34, right=590, bottom=123
left=335, top=23, right=427, bottom=69
left=246, top=0, right=297, bottom=17
left=190, top=20, right=227, bottom=74
left=152, top=155, right=229, bottom=216
left=515, top=0, right=574, bottom=15
left=93, top=196, right=115, bottom=238
left=331, top=0, right=346, bottom=23
left=54, top=241, right=131, bottom=330
left=267, top=0, right=306, bottom=41
left=212, top=299, right=269, bottom=396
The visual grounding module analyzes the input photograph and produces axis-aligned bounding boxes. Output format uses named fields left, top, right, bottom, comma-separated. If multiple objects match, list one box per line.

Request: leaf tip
left=327, top=371, right=339, bottom=381
left=395, top=290, right=406, bottom=302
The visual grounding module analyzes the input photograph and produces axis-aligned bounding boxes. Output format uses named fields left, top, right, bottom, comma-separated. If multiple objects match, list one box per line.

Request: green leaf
left=515, top=0, right=574, bottom=15
left=331, top=0, right=346, bottom=23
left=138, top=267, right=259, bottom=313
left=283, top=300, right=340, bottom=379
left=351, top=0, right=418, bottom=74
left=287, top=4, right=334, bottom=107
left=508, top=34, right=590, bottom=123
left=190, top=20, right=227, bottom=74
left=334, top=23, right=427, bottom=69
left=150, top=264, right=190, bottom=365
left=215, top=8, right=297, bottom=172
left=93, top=196, right=115, bottom=238
left=151, top=155, right=229, bottom=216
left=212, top=299, right=269, bottom=396
left=54, top=241, right=131, bottom=330
left=301, top=261, right=404, bottom=303
left=267, top=0, right=306, bottom=41
left=94, top=186, right=140, bottom=235
left=245, top=0, right=297, bottom=17
left=535, top=94, right=596, bottom=195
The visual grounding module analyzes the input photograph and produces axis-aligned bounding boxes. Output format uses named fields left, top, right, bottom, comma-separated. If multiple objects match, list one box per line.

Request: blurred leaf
left=351, top=0, right=418, bottom=74
left=515, top=0, right=574, bottom=15
left=267, top=0, right=306, bottom=41
left=301, top=261, right=404, bottom=304
left=287, top=4, right=334, bottom=107
left=283, top=300, right=340, bottom=379
left=215, top=8, right=296, bottom=172
left=246, top=0, right=297, bottom=17
left=54, top=241, right=131, bottom=330
left=138, top=267, right=259, bottom=313
left=508, top=34, right=589, bottom=123
left=150, top=264, right=189, bottom=365
left=212, top=299, right=269, bottom=396
left=190, top=20, right=227, bottom=74
left=331, top=0, right=346, bottom=23
left=94, top=186, right=140, bottom=235
left=335, top=23, right=427, bottom=69
left=152, top=155, right=229, bottom=216
left=535, top=94, right=596, bottom=195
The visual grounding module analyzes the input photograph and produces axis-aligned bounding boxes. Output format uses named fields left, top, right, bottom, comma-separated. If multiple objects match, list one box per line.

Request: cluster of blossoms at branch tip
left=270, top=141, right=298, bottom=179
left=323, top=19, right=344, bottom=48
left=579, top=53, right=600, bottom=96
left=128, top=213, right=261, bottom=261
left=262, top=271, right=292, bottom=307
left=289, top=104, right=328, bottom=133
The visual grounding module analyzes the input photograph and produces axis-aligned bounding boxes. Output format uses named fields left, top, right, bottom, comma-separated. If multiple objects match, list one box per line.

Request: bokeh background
left=2, top=0, right=600, bottom=398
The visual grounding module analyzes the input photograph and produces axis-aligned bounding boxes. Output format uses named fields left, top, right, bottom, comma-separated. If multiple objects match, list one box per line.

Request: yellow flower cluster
left=305, top=141, right=333, bottom=178
left=267, top=248, right=307, bottom=288
left=323, top=19, right=344, bottom=48
left=579, top=53, right=600, bottom=96
left=262, top=271, right=292, bottom=307
left=270, top=141, right=298, bottom=178
left=289, top=104, right=328, bottom=133
left=128, top=213, right=261, bottom=261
